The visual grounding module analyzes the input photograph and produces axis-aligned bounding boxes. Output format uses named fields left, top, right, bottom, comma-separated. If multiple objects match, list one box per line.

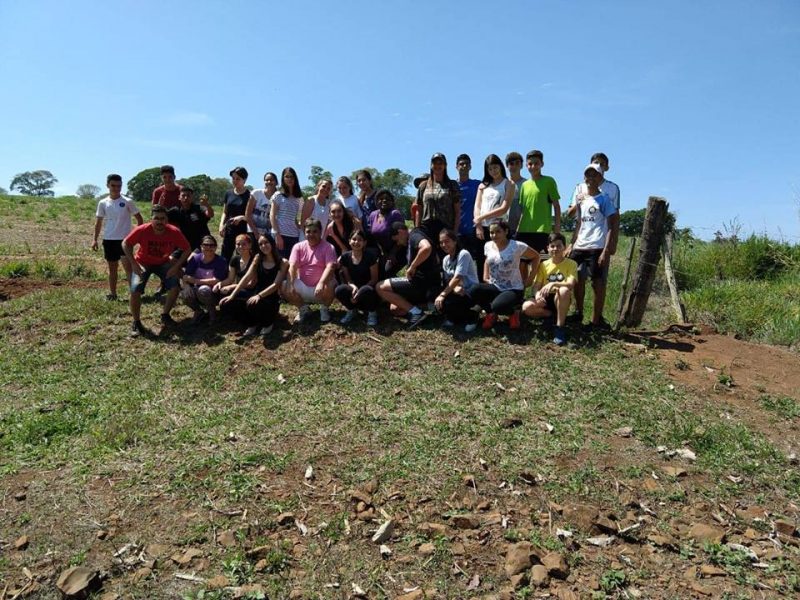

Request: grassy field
left=1, top=195, right=799, bottom=599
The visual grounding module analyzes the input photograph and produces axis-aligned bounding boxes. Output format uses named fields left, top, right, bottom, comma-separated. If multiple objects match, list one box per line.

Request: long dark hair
left=280, top=167, right=303, bottom=198
left=481, top=154, right=507, bottom=186
left=337, top=175, right=354, bottom=197
left=257, top=233, right=281, bottom=265
left=429, top=156, right=453, bottom=186
left=329, top=200, right=355, bottom=241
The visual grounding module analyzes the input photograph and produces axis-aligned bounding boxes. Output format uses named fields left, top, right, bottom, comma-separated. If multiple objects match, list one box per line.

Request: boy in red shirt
left=122, top=205, right=191, bottom=336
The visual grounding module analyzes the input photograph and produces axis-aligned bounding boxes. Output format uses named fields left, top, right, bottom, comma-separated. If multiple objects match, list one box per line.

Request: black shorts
left=389, top=277, right=438, bottom=305
left=545, top=292, right=557, bottom=313
left=102, top=239, right=124, bottom=262
left=570, top=249, right=608, bottom=282
left=515, top=231, right=549, bottom=254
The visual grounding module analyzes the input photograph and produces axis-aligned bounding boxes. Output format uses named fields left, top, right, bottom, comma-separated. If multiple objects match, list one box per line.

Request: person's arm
left=269, top=196, right=284, bottom=251
left=473, top=185, right=486, bottom=239
left=134, top=212, right=144, bottom=225
left=300, top=197, right=313, bottom=225
left=413, top=185, right=423, bottom=228
left=167, top=249, right=190, bottom=278
left=122, top=238, right=142, bottom=276
left=214, top=265, right=238, bottom=294
left=244, top=194, right=258, bottom=234
left=91, top=217, right=103, bottom=251
left=405, top=239, right=432, bottom=280
left=435, top=269, right=463, bottom=312
left=222, top=258, right=259, bottom=305
left=327, top=223, right=348, bottom=254
left=199, top=194, right=214, bottom=220
left=452, top=185, right=461, bottom=232
left=553, top=198, right=562, bottom=234
left=253, top=259, right=289, bottom=304
left=567, top=206, right=581, bottom=255
left=218, top=199, right=228, bottom=236
left=599, top=213, right=619, bottom=267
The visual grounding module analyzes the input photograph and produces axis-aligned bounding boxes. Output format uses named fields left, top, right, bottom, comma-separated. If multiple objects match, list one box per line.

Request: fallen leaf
left=586, top=535, right=616, bottom=547
left=277, top=373, right=287, bottom=384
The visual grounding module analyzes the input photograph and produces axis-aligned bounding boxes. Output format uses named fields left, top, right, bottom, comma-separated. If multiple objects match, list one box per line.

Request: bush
left=0, top=261, right=30, bottom=278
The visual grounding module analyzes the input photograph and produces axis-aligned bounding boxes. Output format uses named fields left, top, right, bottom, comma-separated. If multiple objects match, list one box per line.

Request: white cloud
left=160, top=111, right=215, bottom=126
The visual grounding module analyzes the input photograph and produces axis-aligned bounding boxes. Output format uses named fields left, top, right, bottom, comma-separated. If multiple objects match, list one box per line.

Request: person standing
left=568, top=164, right=619, bottom=329
left=455, top=153, right=482, bottom=274
left=505, top=152, right=527, bottom=236
left=355, top=170, right=378, bottom=227
left=245, top=171, right=278, bottom=237
left=167, top=187, right=213, bottom=252
left=92, top=173, right=144, bottom=300
left=336, top=175, right=363, bottom=221
left=473, top=154, right=515, bottom=241
left=218, top=166, right=251, bottom=261
left=414, top=153, right=461, bottom=244
left=516, top=150, right=561, bottom=253
left=151, top=165, right=182, bottom=209
left=270, top=167, right=304, bottom=259
left=302, top=178, right=334, bottom=232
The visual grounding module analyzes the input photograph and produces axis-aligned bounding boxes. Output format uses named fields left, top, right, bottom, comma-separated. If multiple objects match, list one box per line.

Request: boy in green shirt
left=515, top=150, right=561, bottom=253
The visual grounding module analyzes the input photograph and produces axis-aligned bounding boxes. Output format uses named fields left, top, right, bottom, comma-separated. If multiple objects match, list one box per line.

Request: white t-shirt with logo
left=96, top=195, right=140, bottom=240
left=484, top=239, right=529, bottom=291
left=573, top=193, right=617, bottom=251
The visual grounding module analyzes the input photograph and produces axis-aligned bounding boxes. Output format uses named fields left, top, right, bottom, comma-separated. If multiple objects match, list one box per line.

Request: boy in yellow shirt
left=522, top=232, right=577, bottom=345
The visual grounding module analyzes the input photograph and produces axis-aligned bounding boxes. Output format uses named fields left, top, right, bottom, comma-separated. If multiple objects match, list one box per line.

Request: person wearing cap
left=567, top=152, right=620, bottom=252
left=376, top=222, right=440, bottom=327
left=219, top=167, right=251, bottom=261
left=567, top=164, right=619, bottom=329
left=152, top=165, right=183, bottom=209
left=414, top=153, right=461, bottom=244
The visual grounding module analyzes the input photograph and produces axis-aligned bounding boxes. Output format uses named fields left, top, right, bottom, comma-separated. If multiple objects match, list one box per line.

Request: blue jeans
left=130, top=263, right=179, bottom=294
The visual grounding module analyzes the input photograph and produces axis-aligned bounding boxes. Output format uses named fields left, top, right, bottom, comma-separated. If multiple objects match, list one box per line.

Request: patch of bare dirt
left=0, top=277, right=105, bottom=302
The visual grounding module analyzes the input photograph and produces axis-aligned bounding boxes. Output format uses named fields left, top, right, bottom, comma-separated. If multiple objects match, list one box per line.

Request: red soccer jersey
left=124, top=223, right=190, bottom=266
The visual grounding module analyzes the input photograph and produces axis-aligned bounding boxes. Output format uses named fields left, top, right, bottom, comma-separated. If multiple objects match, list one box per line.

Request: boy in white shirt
left=92, top=174, right=143, bottom=300
left=568, top=164, right=619, bottom=329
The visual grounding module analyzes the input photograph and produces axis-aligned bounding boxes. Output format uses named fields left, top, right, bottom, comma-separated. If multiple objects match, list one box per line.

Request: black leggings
left=441, top=293, right=478, bottom=324
left=471, top=284, right=523, bottom=316
left=221, top=294, right=279, bottom=327
left=335, top=284, right=379, bottom=311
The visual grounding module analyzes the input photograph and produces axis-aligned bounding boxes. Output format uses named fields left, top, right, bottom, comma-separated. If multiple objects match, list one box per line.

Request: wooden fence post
left=620, top=196, right=669, bottom=328
left=662, top=234, right=687, bottom=324
left=613, top=237, right=637, bottom=331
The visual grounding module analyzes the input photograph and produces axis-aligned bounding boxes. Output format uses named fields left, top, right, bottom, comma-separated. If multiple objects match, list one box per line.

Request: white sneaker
left=243, top=326, right=259, bottom=337
left=464, top=322, right=478, bottom=333
left=367, top=311, right=378, bottom=327
left=340, top=309, right=356, bottom=324
left=260, top=325, right=273, bottom=335
left=319, top=305, right=331, bottom=323
left=293, top=305, right=310, bottom=324
left=442, top=319, right=454, bottom=328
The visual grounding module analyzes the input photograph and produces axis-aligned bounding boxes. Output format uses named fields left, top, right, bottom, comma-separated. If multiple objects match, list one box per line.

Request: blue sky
left=2, top=0, right=799, bottom=240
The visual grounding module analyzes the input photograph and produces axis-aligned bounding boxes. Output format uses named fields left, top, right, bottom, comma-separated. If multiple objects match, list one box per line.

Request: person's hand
left=453, top=285, right=465, bottom=296
left=200, top=194, right=209, bottom=207
left=406, top=265, right=417, bottom=280
left=350, top=283, right=360, bottom=301
left=132, top=262, right=143, bottom=277
left=218, top=295, right=230, bottom=306
left=91, top=240, right=98, bottom=251
left=434, top=293, right=445, bottom=312
left=473, top=215, right=482, bottom=226
left=246, top=295, right=261, bottom=306
left=598, top=250, right=608, bottom=267
left=212, top=282, right=221, bottom=294
left=314, top=282, right=325, bottom=297
left=275, top=234, right=284, bottom=251
left=218, top=224, right=226, bottom=236
left=476, top=226, right=484, bottom=240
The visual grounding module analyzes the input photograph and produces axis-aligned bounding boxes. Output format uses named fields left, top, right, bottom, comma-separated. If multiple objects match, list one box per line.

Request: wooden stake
left=662, top=234, right=687, bottom=324
left=621, top=196, right=669, bottom=328
left=613, top=237, right=637, bottom=331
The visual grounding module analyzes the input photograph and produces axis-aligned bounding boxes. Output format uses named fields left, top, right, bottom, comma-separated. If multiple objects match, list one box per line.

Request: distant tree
left=10, top=170, right=58, bottom=197
left=209, top=178, right=230, bottom=204
left=302, top=165, right=333, bottom=197
left=561, top=213, right=576, bottom=232
left=76, top=184, right=101, bottom=199
left=173, top=174, right=231, bottom=205
left=618, top=207, right=676, bottom=237
left=0, top=186, right=7, bottom=195
left=126, top=167, right=162, bottom=204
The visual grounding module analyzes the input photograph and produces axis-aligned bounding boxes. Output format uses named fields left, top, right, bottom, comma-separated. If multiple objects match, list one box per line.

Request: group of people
left=91, top=150, right=620, bottom=345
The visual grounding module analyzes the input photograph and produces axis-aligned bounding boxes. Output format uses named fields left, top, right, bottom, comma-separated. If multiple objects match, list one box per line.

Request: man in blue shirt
left=456, top=153, right=483, bottom=278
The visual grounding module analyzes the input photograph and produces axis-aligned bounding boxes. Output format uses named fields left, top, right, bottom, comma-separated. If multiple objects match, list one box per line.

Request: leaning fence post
left=620, top=196, right=669, bottom=328
left=613, top=237, right=637, bottom=331
left=662, top=233, right=687, bottom=324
